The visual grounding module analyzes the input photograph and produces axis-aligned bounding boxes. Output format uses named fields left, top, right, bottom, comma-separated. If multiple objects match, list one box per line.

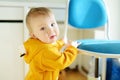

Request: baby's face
left=30, top=14, right=59, bottom=43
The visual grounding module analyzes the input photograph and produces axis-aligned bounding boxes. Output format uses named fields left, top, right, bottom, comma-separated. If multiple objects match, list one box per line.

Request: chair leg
left=101, top=58, right=107, bottom=80
left=95, top=58, right=99, bottom=78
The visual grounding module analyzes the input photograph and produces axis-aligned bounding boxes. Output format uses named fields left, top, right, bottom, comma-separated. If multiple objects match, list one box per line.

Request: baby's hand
left=64, top=40, right=72, bottom=47
left=71, top=41, right=81, bottom=48
left=17, top=44, right=26, bottom=57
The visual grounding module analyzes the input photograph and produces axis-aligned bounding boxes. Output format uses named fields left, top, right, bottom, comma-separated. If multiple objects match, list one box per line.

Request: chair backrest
left=68, top=0, right=108, bottom=29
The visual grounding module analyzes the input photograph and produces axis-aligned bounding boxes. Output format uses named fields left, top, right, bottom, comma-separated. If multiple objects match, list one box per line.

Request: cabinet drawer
left=0, top=7, right=23, bottom=20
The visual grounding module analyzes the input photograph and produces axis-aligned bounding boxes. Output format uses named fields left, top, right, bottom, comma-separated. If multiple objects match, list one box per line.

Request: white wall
left=105, top=0, right=120, bottom=40
left=0, top=0, right=66, bottom=3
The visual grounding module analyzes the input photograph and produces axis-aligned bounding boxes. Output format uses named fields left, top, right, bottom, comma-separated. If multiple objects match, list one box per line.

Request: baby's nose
left=47, top=27, right=54, bottom=34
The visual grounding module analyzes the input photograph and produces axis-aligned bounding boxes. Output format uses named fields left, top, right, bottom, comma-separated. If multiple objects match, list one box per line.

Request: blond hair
left=26, top=7, right=52, bottom=33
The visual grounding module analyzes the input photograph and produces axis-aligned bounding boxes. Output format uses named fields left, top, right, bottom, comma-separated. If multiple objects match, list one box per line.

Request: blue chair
left=65, top=0, right=120, bottom=80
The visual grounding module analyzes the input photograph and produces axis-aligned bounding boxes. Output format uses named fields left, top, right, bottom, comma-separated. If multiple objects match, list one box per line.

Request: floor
left=58, top=67, right=87, bottom=80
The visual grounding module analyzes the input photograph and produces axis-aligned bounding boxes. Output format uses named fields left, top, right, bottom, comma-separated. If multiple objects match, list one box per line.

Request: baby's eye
left=40, top=27, right=45, bottom=30
left=51, top=23, right=55, bottom=27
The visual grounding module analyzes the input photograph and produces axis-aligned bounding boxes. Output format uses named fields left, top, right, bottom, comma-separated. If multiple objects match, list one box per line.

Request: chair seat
left=77, top=39, right=120, bottom=54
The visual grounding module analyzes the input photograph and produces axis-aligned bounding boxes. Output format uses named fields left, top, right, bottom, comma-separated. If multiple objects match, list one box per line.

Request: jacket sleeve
left=56, top=39, right=65, bottom=50
left=33, top=45, right=78, bottom=71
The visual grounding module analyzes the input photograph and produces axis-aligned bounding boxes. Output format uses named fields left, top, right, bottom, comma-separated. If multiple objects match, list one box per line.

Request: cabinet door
left=0, top=23, right=24, bottom=80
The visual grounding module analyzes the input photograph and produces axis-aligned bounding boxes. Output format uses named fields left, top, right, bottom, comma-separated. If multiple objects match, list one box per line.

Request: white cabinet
left=0, top=6, right=25, bottom=80
left=0, top=23, right=24, bottom=80
left=0, top=7, right=23, bottom=20
left=51, top=8, right=65, bottom=22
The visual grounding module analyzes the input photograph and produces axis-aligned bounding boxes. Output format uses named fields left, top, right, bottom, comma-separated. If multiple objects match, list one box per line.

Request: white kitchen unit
left=0, top=6, right=24, bottom=80
left=0, top=23, right=24, bottom=80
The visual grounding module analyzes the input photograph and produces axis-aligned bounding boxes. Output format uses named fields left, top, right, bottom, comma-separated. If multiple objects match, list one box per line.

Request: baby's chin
left=48, top=39, right=57, bottom=44
left=42, top=39, right=57, bottom=44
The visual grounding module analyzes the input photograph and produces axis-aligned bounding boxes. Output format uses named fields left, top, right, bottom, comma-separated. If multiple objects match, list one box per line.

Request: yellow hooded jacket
left=23, top=38, right=78, bottom=80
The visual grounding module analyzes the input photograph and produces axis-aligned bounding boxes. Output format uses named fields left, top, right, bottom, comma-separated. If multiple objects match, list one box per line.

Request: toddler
left=19, top=7, right=80, bottom=80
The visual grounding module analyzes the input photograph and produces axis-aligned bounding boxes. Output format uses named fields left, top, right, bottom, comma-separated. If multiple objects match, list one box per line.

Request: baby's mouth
left=50, top=35, right=56, bottom=39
